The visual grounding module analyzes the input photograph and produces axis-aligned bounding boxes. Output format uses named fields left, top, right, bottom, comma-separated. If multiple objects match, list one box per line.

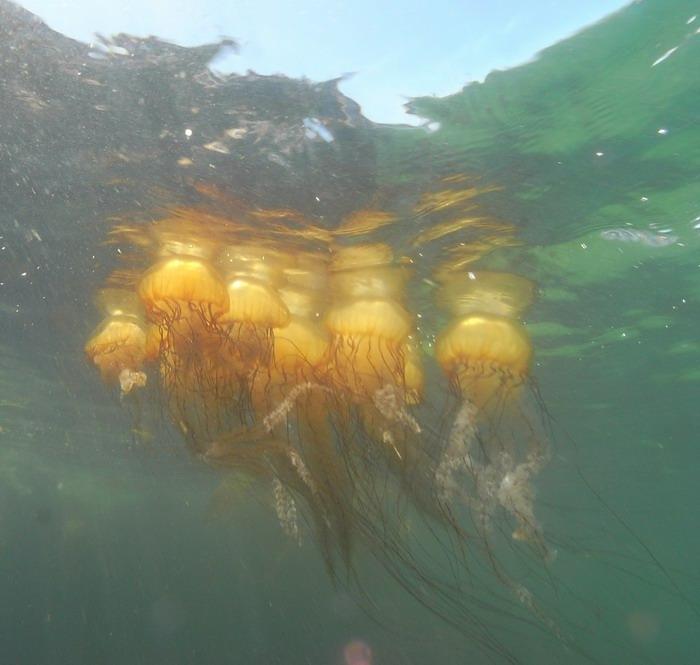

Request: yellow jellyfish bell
left=217, top=245, right=290, bottom=327
left=84, top=317, right=147, bottom=381
left=324, top=243, right=416, bottom=396
left=84, top=288, right=148, bottom=394
left=137, top=255, right=229, bottom=323
left=436, top=313, right=532, bottom=413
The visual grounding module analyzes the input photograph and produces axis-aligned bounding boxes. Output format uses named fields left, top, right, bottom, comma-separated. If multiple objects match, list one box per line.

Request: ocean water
left=0, top=1, right=699, bottom=664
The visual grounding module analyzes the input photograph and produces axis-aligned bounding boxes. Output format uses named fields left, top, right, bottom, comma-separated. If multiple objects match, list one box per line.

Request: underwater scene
left=0, top=0, right=699, bottom=663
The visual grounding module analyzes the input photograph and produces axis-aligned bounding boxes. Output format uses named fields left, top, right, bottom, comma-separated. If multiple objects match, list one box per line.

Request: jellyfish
left=287, top=243, right=457, bottom=592
left=253, top=252, right=330, bottom=421
left=137, top=248, right=229, bottom=372
left=138, top=252, right=228, bottom=340
left=84, top=288, right=148, bottom=397
left=86, top=203, right=569, bottom=663
left=433, top=270, right=550, bottom=554
left=316, top=245, right=445, bottom=597
left=216, top=244, right=290, bottom=384
left=324, top=244, right=423, bottom=466
left=309, top=268, right=561, bottom=661
left=137, top=237, right=231, bottom=448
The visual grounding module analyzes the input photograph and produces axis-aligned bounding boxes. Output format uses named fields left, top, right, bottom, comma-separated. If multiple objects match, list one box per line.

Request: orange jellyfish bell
left=325, top=299, right=412, bottom=343
left=216, top=245, right=291, bottom=373
left=325, top=243, right=415, bottom=397
left=84, top=288, right=148, bottom=394
left=273, top=286, right=328, bottom=375
left=85, top=318, right=147, bottom=381
left=137, top=254, right=229, bottom=323
left=248, top=252, right=330, bottom=422
left=136, top=235, right=230, bottom=369
left=217, top=245, right=290, bottom=327
left=435, top=313, right=532, bottom=412
left=434, top=269, right=535, bottom=412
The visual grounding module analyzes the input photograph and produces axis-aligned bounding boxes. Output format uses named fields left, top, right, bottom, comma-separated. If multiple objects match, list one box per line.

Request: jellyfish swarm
left=84, top=205, right=564, bottom=661
left=433, top=271, right=551, bottom=557
left=84, top=289, right=148, bottom=397
left=208, top=241, right=430, bottom=578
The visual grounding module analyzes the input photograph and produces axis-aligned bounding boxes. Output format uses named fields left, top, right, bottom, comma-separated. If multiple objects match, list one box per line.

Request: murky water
left=1, top=1, right=699, bottom=664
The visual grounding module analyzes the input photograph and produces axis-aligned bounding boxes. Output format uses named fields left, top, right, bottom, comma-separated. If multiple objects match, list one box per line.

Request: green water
left=1, top=0, right=699, bottom=663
